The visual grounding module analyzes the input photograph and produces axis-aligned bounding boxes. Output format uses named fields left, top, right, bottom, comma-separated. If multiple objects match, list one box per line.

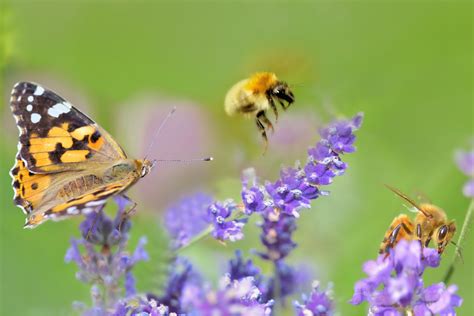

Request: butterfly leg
left=85, top=205, right=106, bottom=242
left=117, top=195, right=138, bottom=232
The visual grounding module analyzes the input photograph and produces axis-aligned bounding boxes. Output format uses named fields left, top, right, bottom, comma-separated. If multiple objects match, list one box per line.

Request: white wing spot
left=33, top=85, right=45, bottom=96
left=31, top=113, right=41, bottom=123
left=82, top=207, right=94, bottom=214
left=85, top=200, right=106, bottom=207
left=27, top=96, right=34, bottom=102
left=67, top=207, right=79, bottom=215
left=47, top=102, right=71, bottom=117
left=26, top=104, right=33, bottom=112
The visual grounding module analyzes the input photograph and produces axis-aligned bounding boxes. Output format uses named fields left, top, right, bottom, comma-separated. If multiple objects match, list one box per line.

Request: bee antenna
left=384, top=184, right=432, bottom=218
left=143, top=107, right=177, bottom=160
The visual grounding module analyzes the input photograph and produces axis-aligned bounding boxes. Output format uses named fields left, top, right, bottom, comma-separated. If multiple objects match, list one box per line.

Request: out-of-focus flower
left=182, top=275, right=273, bottom=316
left=114, top=297, right=175, bottom=316
left=155, top=257, right=197, bottom=314
left=164, top=192, right=246, bottom=244
left=65, top=198, right=149, bottom=313
left=113, top=257, right=196, bottom=315
left=455, top=148, right=474, bottom=198
left=294, top=281, right=334, bottom=316
left=228, top=250, right=262, bottom=284
left=260, top=261, right=311, bottom=304
left=351, top=240, right=462, bottom=315
left=164, top=193, right=213, bottom=248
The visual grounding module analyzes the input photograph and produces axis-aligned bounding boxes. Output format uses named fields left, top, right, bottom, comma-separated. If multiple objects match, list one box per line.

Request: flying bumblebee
left=224, top=72, right=295, bottom=151
left=379, top=185, right=456, bottom=256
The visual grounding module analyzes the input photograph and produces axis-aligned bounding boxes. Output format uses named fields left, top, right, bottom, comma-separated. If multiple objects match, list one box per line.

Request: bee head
left=434, top=221, right=456, bottom=254
left=270, top=81, right=295, bottom=104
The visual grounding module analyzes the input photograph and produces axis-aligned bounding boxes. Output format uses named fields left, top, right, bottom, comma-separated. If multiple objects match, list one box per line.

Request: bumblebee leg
left=255, top=113, right=268, bottom=152
left=278, top=99, right=292, bottom=111
left=267, top=95, right=278, bottom=121
left=257, top=111, right=274, bottom=134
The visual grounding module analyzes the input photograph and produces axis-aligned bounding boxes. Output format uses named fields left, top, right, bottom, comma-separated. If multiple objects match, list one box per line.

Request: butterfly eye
left=140, top=167, right=148, bottom=178
left=438, top=225, right=448, bottom=240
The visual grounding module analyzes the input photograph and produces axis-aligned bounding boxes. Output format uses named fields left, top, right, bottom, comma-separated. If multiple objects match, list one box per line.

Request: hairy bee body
left=224, top=72, right=295, bottom=150
left=380, top=187, right=456, bottom=255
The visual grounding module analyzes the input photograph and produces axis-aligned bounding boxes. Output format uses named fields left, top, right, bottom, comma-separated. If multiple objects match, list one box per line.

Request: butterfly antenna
left=143, top=107, right=177, bottom=160
left=155, top=157, right=213, bottom=163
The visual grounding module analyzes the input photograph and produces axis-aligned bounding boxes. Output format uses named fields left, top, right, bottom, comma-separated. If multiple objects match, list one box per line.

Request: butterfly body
left=9, top=82, right=154, bottom=228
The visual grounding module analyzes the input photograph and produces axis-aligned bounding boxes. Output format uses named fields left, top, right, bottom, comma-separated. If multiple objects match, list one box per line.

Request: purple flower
left=165, top=193, right=245, bottom=244
left=455, top=149, right=474, bottom=198
left=114, top=297, right=173, bottom=316
left=260, top=261, right=311, bottom=304
left=206, top=200, right=246, bottom=242
left=294, top=281, right=334, bottom=316
left=228, top=250, right=262, bottom=283
left=182, top=275, right=273, bottom=316
left=79, top=196, right=131, bottom=247
left=65, top=198, right=149, bottom=312
left=164, top=193, right=212, bottom=248
left=258, top=211, right=297, bottom=261
left=351, top=240, right=462, bottom=315
left=156, top=257, right=197, bottom=314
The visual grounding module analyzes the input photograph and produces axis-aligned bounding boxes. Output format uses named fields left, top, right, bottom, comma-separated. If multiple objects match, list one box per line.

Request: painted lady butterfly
left=10, top=82, right=154, bottom=228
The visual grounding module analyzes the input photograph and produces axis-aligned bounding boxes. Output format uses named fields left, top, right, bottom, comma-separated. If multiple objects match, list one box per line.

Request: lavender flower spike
left=294, top=281, right=334, bottom=316
left=182, top=275, right=273, bottom=316
left=455, top=148, right=474, bottom=198
left=351, top=240, right=462, bottom=315
left=241, top=113, right=363, bottom=218
left=164, top=193, right=213, bottom=248
left=65, top=198, right=149, bottom=313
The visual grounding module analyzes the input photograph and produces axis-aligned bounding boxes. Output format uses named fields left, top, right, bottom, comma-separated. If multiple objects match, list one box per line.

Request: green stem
left=273, top=262, right=282, bottom=313
left=175, top=225, right=214, bottom=254
left=443, top=198, right=474, bottom=283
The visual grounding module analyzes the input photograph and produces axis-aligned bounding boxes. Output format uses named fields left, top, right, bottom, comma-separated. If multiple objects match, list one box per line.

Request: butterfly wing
left=9, top=82, right=135, bottom=227
left=10, top=155, right=132, bottom=227
left=10, top=82, right=127, bottom=173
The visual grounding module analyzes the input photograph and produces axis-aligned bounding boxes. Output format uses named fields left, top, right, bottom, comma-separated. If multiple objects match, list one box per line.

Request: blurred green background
left=1, top=1, right=472, bottom=315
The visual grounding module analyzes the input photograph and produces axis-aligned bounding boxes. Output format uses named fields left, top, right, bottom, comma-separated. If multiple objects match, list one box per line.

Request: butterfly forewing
left=9, top=82, right=140, bottom=228
left=10, top=82, right=127, bottom=173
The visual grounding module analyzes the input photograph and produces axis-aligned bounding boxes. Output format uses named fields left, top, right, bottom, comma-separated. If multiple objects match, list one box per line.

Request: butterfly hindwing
left=10, top=154, right=132, bottom=227
left=10, top=82, right=127, bottom=173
